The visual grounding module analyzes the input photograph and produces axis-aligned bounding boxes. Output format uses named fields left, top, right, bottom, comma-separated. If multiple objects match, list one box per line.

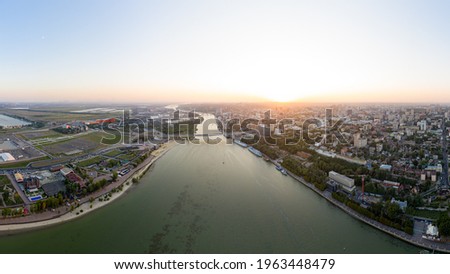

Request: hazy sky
left=1, top=0, right=450, bottom=103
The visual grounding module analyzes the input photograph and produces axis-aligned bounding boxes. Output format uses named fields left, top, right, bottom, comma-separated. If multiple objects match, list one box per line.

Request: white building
left=426, top=224, right=439, bottom=237
left=417, top=120, right=427, bottom=131
left=0, top=152, right=15, bottom=162
left=329, top=171, right=355, bottom=193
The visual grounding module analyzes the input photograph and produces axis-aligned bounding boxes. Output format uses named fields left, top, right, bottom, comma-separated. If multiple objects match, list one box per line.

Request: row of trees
left=331, top=192, right=413, bottom=235
left=1, top=207, right=24, bottom=217
left=281, top=156, right=327, bottom=191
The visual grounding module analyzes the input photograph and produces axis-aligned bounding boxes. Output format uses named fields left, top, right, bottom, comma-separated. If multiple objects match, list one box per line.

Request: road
left=6, top=173, right=31, bottom=206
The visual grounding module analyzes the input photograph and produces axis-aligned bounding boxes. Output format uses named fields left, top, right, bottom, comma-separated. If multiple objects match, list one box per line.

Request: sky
left=1, top=0, right=450, bottom=104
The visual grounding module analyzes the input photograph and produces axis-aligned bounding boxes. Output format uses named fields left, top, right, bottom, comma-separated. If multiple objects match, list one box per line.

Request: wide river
left=0, top=115, right=421, bottom=253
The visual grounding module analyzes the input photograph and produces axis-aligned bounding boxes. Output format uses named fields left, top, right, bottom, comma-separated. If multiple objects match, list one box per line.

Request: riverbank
left=272, top=159, right=450, bottom=253
left=0, top=141, right=177, bottom=233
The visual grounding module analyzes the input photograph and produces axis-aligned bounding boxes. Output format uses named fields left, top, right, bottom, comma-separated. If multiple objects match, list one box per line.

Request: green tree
left=385, top=202, right=402, bottom=220
left=437, top=214, right=450, bottom=236
left=112, top=171, right=118, bottom=182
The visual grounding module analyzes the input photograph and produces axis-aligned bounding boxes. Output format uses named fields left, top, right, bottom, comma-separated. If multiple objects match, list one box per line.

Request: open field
left=18, top=130, right=64, bottom=140
left=1, top=108, right=121, bottom=124
left=104, top=149, right=123, bottom=157
left=117, top=151, right=138, bottom=161
left=38, top=131, right=121, bottom=156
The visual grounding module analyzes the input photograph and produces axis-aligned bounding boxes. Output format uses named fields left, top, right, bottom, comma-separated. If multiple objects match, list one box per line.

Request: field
left=18, top=130, right=64, bottom=140
left=104, top=149, right=123, bottom=157
left=38, top=131, right=120, bottom=156
left=1, top=108, right=118, bottom=124
left=117, top=151, right=138, bottom=161
left=77, top=156, right=105, bottom=167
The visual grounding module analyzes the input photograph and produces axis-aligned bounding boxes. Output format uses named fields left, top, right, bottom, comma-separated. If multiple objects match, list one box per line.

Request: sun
left=263, top=92, right=300, bottom=103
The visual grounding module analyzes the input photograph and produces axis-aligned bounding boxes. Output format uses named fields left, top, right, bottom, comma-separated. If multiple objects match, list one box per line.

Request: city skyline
left=1, top=0, right=450, bottom=103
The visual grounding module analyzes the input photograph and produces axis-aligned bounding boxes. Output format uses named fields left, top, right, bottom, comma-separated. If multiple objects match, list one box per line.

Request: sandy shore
left=0, top=141, right=177, bottom=233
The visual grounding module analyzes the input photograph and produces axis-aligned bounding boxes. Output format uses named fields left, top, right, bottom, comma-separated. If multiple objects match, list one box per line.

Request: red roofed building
left=65, top=172, right=85, bottom=188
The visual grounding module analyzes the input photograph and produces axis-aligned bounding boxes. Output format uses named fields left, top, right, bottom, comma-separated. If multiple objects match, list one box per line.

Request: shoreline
left=269, top=159, right=450, bottom=253
left=0, top=141, right=177, bottom=234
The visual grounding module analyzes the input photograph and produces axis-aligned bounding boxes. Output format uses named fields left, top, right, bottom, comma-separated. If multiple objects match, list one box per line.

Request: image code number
left=256, top=258, right=335, bottom=270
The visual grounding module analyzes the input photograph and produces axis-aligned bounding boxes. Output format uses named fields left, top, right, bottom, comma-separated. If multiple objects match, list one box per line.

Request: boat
left=276, top=165, right=288, bottom=175
left=234, top=139, right=248, bottom=148
left=248, top=147, right=263, bottom=157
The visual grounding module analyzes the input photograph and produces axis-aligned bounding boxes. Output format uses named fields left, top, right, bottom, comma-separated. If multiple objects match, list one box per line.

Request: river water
left=0, top=115, right=421, bottom=253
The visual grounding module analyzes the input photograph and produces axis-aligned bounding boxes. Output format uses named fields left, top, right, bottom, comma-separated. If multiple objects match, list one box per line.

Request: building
left=329, top=171, right=356, bottom=193
left=376, top=143, right=383, bottom=153
left=258, top=124, right=271, bottom=137
left=60, top=167, right=74, bottom=177
left=24, top=177, right=40, bottom=190
left=417, top=120, right=427, bottom=131
left=391, top=198, right=407, bottom=212
left=382, top=180, right=400, bottom=189
left=426, top=223, right=439, bottom=237
left=42, top=181, right=66, bottom=197
left=14, top=173, right=23, bottom=183
left=0, top=152, right=15, bottom=162
left=380, top=164, right=392, bottom=172
left=353, top=133, right=367, bottom=148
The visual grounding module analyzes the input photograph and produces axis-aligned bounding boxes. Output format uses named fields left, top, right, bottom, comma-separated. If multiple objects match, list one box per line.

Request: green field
left=117, top=152, right=137, bottom=161
left=77, top=156, right=105, bottom=167
left=104, top=149, right=123, bottom=157
left=38, top=131, right=121, bottom=156
left=0, top=175, right=11, bottom=187
left=406, top=208, right=446, bottom=220
left=18, top=130, right=64, bottom=140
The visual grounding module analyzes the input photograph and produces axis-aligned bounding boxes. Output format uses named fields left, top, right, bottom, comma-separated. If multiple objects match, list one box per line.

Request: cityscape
left=0, top=102, right=449, bottom=253
left=1, top=0, right=450, bottom=256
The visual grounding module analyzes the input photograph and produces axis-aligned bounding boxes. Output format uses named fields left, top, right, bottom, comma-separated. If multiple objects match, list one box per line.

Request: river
left=0, top=114, right=421, bottom=253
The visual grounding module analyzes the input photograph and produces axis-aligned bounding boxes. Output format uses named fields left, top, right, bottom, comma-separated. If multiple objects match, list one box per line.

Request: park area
left=0, top=175, right=24, bottom=207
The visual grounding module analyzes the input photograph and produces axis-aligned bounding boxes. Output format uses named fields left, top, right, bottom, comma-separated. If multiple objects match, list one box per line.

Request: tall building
left=417, top=120, right=427, bottom=131
left=354, top=133, right=368, bottom=148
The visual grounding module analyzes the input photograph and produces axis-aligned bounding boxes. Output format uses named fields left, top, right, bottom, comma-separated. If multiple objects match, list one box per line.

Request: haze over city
left=1, top=0, right=450, bottom=104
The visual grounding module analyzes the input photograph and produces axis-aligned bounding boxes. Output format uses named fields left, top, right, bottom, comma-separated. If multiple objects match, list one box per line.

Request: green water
left=0, top=141, right=421, bottom=253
